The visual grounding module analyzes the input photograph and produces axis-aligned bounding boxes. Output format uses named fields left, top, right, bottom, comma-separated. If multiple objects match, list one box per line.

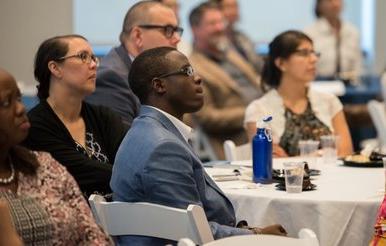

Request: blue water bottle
left=252, top=116, right=273, bottom=184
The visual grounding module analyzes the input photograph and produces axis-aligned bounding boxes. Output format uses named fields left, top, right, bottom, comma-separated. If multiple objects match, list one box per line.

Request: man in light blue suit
left=110, top=47, right=286, bottom=245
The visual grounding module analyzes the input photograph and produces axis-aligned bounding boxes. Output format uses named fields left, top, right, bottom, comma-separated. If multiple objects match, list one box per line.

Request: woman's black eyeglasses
left=57, top=51, right=100, bottom=66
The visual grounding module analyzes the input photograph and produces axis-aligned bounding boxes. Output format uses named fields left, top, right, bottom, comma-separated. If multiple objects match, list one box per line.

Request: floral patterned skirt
left=371, top=195, right=386, bottom=245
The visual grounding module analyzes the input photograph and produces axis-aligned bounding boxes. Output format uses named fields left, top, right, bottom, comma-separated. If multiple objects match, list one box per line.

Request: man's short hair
left=119, top=1, right=164, bottom=44
left=129, top=46, right=177, bottom=104
left=189, top=1, right=220, bottom=27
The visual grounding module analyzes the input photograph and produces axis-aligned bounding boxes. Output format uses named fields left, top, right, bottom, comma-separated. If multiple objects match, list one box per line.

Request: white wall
left=74, top=0, right=134, bottom=45
left=374, top=0, right=386, bottom=73
left=0, top=0, right=73, bottom=86
left=75, top=0, right=361, bottom=46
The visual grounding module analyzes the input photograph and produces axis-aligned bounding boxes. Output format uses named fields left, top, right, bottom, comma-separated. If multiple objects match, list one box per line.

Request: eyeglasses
left=57, top=51, right=100, bottom=66
left=138, top=24, right=184, bottom=38
left=293, top=49, right=321, bottom=58
left=158, top=66, right=194, bottom=79
left=0, top=92, right=22, bottom=109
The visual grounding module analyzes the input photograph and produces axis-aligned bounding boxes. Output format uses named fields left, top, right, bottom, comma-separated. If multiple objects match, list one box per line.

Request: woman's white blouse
left=244, top=89, right=343, bottom=143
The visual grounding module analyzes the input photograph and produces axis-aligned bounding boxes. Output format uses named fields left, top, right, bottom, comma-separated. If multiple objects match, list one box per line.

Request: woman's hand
left=273, top=144, right=288, bottom=158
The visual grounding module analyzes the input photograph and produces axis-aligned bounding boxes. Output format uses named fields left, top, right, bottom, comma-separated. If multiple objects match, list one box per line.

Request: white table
left=210, top=158, right=384, bottom=246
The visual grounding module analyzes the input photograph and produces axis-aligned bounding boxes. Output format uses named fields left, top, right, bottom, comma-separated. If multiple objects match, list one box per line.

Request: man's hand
left=260, top=224, right=287, bottom=236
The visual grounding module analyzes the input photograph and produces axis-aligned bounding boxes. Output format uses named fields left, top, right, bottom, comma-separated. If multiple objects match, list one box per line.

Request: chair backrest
left=179, top=228, right=319, bottom=246
left=367, top=100, right=386, bottom=146
left=88, top=195, right=214, bottom=244
left=223, top=140, right=251, bottom=161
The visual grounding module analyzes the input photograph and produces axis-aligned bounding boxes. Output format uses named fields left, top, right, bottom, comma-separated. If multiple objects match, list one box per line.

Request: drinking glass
left=320, top=135, right=339, bottom=164
left=283, top=162, right=305, bottom=193
left=298, top=140, right=319, bottom=169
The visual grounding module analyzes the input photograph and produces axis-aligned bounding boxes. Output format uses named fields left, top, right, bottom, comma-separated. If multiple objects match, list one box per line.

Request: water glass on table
left=298, top=140, right=319, bottom=169
left=320, top=135, right=339, bottom=164
left=283, top=162, right=305, bottom=193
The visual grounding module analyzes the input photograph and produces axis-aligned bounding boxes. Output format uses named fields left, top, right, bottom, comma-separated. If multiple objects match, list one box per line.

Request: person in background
left=86, top=0, right=182, bottom=126
left=189, top=2, right=262, bottom=159
left=212, top=0, right=264, bottom=74
left=23, top=35, right=128, bottom=197
left=111, top=47, right=286, bottom=245
left=304, top=0, right=362, bottom=83
left=155, top=0, right=192, bottom=56
left=0, top=68, right=111, bottom=245
left=244, top=30, right=353, bottom=157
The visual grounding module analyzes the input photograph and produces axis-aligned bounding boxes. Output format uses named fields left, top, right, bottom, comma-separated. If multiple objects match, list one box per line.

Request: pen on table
left=212, top=176, right=239, bottom=182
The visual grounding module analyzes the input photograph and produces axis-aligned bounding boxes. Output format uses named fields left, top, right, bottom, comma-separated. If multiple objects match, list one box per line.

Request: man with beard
left=189, top=2, right=262, bottom=159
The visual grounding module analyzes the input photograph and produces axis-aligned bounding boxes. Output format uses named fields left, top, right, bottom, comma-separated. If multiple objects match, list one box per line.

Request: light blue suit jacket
left=110, top=106, right=251, bottom=245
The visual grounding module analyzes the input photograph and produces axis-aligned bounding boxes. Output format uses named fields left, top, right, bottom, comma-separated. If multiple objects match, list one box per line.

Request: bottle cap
left=263, top=116, right=272, bottom=122
left=256, top=116, right=273, bottom=129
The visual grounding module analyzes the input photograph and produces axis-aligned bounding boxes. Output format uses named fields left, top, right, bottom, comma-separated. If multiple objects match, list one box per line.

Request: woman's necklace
left=74, top=139, right=94, bottom=158
left=0, top=157, right=15, bottom=184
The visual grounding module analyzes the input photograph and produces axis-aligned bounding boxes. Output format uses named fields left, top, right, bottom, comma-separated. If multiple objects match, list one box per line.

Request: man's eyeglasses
left=138, top=24, right=183, bottom=39
left=293, top=49, right=321, bottom=58
left=57, top=52, right=100, bottom=66
left=158, top=66, right=194, bottom=79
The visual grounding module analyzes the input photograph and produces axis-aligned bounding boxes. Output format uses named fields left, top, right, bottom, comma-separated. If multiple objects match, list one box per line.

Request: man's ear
left=131, top=26, right=144, bottom=48
left=48, top=61, right=62, bottom=79
left=151, top=78, right=167, bottom=94
left=191, top=26, right=200, bottom=38
left=274, top=57, right=286, bottom=72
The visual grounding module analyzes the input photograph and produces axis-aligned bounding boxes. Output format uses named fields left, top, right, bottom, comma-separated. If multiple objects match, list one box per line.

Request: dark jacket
left=24, top=100, right=128, bottom=196
left=86, top=45, right=140, bottom=127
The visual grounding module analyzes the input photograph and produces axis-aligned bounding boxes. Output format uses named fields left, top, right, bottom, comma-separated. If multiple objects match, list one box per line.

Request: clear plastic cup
left=298, top=140, right=320, bottom=169
left=320, top=135, right=339, bottom=164
left=283, top=162, right=305, bottom=193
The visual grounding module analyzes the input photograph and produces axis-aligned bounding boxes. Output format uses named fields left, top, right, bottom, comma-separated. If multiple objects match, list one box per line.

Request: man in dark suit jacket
left=110, top=47, right=286, bottom=245
left=86, top=0, right=182, bottom=126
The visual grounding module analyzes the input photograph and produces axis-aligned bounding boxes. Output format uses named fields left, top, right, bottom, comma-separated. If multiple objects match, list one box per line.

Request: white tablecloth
left=210, top=158, right=384, bottom=246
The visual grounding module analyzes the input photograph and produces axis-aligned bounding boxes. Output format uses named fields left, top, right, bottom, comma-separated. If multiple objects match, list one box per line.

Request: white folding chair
left=367, top=100, right=386, bottom=147
left=179, top=228, right=319, bottom=246
left=223, top=140, right=251, bottom=161
left=88, top=194, right=214, bottom=244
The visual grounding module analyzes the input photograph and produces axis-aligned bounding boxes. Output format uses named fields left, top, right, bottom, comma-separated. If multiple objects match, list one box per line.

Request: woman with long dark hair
left=244, top=30, right=353, bottom=157
left=23, top=35, right=128, bottom=196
